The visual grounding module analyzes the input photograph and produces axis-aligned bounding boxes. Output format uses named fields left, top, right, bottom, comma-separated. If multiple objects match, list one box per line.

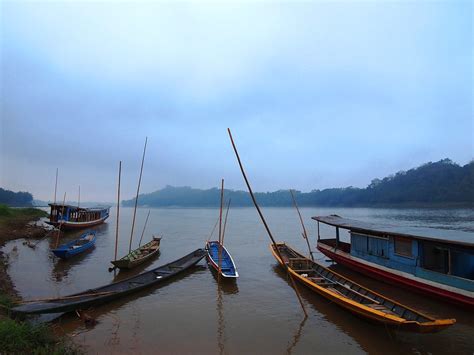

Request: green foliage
left=0, top=318, right=80, bottom=354
left=122, top=159, right=474, bottom=207
left=0, top=205, right=13, bottom=217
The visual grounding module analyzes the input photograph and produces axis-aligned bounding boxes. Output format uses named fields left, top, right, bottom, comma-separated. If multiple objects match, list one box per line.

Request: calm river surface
left=4, top=207, right=474, bottom=354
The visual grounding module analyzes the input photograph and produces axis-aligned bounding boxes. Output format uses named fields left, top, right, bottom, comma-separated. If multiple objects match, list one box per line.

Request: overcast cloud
left=1, top=1, right=472, bottom=202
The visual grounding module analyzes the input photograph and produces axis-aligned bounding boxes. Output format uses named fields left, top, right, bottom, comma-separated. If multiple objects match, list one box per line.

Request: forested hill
left=0, top=188, right=34, bottom=207
left=123, top=159, right=473, bottom=207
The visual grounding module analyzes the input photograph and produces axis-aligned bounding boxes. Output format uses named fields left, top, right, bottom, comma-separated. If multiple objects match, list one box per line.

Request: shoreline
left=0, top=209, right=51, bottom=302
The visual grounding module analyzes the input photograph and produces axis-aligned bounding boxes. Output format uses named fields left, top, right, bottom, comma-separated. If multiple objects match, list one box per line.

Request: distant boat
left=111, top=237, right=161, bottom=270
left=12, top=248, right=206, bottom=316
left=206, top=241, right=238, bottom=278
left=52, top=231, right=96, bottom=259
left=313, top=215, right=474, bottom=308
left=47, top=203, right=110, bottom=230
left=271, top=243, right=455, bottom=333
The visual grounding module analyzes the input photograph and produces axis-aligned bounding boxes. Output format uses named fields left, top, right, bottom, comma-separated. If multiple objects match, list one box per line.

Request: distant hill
left=0, top=188, right=33, bottom=207
left=123, top=159, right=474, bottom=207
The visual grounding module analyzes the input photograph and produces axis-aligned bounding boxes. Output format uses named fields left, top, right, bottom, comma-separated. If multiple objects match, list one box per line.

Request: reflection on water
left=3, top=207, right=474, bottom=353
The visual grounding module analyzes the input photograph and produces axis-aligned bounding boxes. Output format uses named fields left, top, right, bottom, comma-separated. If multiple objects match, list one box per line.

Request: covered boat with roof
left=313, top=215, right=474, bottom=308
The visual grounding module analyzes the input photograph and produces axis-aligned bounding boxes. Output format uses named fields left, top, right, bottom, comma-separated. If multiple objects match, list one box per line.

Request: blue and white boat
left=206, top=241, right=239, bottom=278
left=52, top=231, right=96, bottom=259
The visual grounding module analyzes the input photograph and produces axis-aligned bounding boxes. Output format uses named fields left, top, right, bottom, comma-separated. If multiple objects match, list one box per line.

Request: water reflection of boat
left=13, top=249, right=206, bottom=316
left=52, top=249, right=94, bottom=282
left=209, top=267, right=239, bottom=295
left=271, top=243, right=455, bottom=333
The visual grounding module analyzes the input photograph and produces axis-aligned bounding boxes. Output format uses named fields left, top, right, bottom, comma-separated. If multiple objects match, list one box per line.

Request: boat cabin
left=48, top=203, right=110, bottom=227
left=313, top=215, right=474, bottom=293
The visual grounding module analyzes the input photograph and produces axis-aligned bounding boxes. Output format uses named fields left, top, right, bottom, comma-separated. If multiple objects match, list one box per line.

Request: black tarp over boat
left=12, top=249, right=206, bottom=316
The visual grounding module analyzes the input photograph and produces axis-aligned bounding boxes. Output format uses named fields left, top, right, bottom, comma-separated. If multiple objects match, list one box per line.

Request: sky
left=0, top=0, right=472, bottom=202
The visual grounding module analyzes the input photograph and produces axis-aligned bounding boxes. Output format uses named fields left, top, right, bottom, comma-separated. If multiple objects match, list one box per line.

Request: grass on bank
left=0, top=294, right=81, bottom=355
left=0, top=204, right=48, bottom=219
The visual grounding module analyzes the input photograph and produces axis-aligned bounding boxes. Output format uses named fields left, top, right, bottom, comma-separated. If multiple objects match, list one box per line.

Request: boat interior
left=277, top=244, right=431, bottom=322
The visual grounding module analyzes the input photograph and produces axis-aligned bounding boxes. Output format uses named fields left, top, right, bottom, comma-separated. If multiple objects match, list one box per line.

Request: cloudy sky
left=1, top=1, right=472, bottom=202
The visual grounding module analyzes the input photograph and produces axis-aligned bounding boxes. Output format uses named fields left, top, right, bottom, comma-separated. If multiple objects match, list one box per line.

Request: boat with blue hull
left=313, top=215, right=474, bottom=308
left=52, top=231, right=96, bottom=259
left=206, top=241, right=238, bottom=278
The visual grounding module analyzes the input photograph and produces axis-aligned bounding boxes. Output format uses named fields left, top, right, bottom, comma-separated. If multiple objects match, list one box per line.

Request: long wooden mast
left=129, top=137, right=148, bottom=253
left=217, top=179, right=224, bottom=278
left=138, top=210, right=151, bottom=247
left=114, top=161, right=122, bottom=263
left=227, top=128, right=307, bottom=317
left=53, top=168, right=58, bottom=204
left=290, top=189, right=314, bottom=261
left=55, top=192, right=67, bottom=248
left=221, top=198, right=231, bottom=248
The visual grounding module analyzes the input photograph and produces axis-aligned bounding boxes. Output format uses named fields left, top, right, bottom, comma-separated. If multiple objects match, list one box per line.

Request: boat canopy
left=313, top=215, right=474, bottom=248
left=48, top=203, right=110, bottom=212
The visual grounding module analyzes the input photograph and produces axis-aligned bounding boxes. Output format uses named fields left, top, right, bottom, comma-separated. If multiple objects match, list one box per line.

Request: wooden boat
left=313, top=215, right=474, bottom=308
left=271, top=243, right=455, bottom=333
left=111, top=237, right=161, bottom=270
left=52, top=231, right=96, bottom=259
left=206, top=241, right=238, bottom=278
left=12, top=248, right=206, bottom=316
left=47, top=203, right=110, bottom=230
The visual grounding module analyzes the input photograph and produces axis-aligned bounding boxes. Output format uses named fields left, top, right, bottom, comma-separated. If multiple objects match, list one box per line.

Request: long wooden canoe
left=12, top=248, right=206, bottom=316
left=111, top=237, right=161, bottom=270
left=271, top=243, right=455, bottom=333
left=52, top=231, right=96, bottom=259
left=206, top=240, right=239, bottom=278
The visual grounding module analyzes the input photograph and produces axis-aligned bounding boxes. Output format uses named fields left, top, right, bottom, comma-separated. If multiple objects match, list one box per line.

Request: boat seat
left=294, top=269, right=315, bottom=273
left=367, top=304, right=397, bottom=315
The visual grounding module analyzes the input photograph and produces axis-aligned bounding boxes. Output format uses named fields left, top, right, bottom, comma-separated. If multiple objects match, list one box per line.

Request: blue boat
left=206, top=241, right=239, bottom=278
left=52, top=231, right=96, bottom=259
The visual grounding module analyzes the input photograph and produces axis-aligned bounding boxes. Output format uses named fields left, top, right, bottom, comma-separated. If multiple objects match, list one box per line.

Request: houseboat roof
left=312, top=215, right=474, bottom=248
left=48, top=203, right=110, bottom=211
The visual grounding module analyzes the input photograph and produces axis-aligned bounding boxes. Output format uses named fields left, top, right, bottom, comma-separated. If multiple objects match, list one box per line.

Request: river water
left=4, top=207, right=474, bottom=354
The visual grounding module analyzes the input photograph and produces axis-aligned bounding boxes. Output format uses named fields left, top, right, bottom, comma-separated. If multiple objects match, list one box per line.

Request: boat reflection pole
left=129, top=137, right=148, bottom=253
left=227, top=128, right=307, bottom=317
left=221, top=198, right=231, bottom=247
left=290, top=189, right=314, bottom=261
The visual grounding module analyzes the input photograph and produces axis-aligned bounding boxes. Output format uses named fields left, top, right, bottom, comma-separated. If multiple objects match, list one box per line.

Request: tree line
left=123, top=159, right=474, bottom=207
left=0, top=188, right=33, bottom=207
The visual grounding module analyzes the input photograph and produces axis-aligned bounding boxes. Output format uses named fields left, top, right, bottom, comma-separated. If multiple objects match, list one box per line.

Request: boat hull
left=111, top=237, right=161, bottom=270
left=271, top=243, right=454, bottom=333
left=206, top=241, right=238, bottom=278
left=317, top=241, right=474, bottom=309
left=47, top=216, right=109, bottom=230
left=12, top=248, right=206, bottom=315
left=52, top=232, right=96, bottom=259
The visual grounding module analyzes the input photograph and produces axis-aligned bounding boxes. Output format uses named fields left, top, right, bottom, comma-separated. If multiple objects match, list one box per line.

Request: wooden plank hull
left=205, top=241, right=239, bottom=278
left=111, top=237, right=161, bottom=270
left=52, top=232, right=96, bottom=259
left=317, top=241, right=474, bottom=309
left=12, top=248, right=206, bottom=315
left=271, top=243, right=455, bottom=333
left=47, top=216, right=108, bottom=230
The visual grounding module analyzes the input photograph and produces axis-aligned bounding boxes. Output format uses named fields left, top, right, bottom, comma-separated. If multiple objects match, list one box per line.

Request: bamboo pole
left=139, top=210, right=151, bottom=247
left=114, top=161, right=122, bottom=263
left=78, top=185, right=81, bottom=208
left=129, top=137, right=148, bottom=253
left=53, top=168, right=58, bottom=204
left=55, top=192, right=67, bottom=248
left=217, top=179, right=224, bottom=280
left=227, top=128, right=307, bottom=317
left=290, top=189, right=314, bottom=261
left=221, top=198, right=231, bottom=248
